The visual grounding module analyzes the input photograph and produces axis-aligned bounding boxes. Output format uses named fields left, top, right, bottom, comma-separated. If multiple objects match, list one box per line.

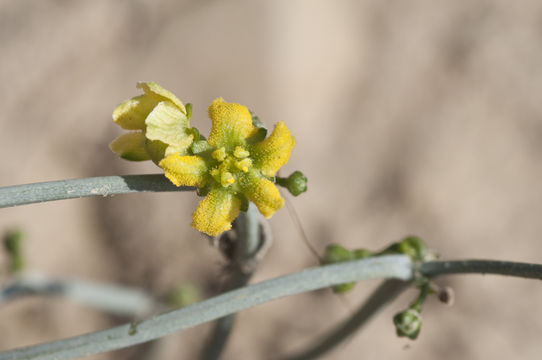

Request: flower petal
left=240, top=173, right=284, bottom=218
left=144, top=138, right=168, bottom=165
left=191, top=188, right=241, bottom=236
left=207, top=98, right=256, bottom=150
left=112, top=95, right=158, bottom=130
left=136, top=82, right=186, bottom=113
left=109, top=132, right=150, bottom=161
left=250, top=121, right=295, bottom=177
left=159, top=154, right=208, bottom=187
left=145, top=101, right=193, bottom=153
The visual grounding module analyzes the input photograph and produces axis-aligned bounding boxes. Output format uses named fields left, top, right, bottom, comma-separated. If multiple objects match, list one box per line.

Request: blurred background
left=2, top=0, right=542, bottom=359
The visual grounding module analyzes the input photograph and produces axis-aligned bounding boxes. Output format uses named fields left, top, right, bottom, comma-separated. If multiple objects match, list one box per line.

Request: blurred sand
left=1, top=1, right=542, bottom=359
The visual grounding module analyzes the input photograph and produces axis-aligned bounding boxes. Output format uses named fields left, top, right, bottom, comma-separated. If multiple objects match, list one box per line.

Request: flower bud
left=322, top=244, right=355, bottom=264
left=352, top=248, right=373, bottom=259
left=322, top=244, right=356, bottom=293
left=397, top=236, right=427, bottom=261
left=393, top=308, right=422, bottom=340
left=3, top=229, right=24, bottom=273
left=276, top=171, right=308, bottom=196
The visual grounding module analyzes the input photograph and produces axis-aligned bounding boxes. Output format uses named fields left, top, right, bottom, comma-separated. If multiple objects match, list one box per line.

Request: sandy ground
left=1, top=1, right=542, bottom=359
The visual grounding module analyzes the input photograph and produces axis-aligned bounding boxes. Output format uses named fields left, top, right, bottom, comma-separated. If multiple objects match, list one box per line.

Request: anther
left=220, top=171, right=235, bottom=187
left=233, top=146, right=250, bottom=159
left=212, top=147, right=227, bottom=162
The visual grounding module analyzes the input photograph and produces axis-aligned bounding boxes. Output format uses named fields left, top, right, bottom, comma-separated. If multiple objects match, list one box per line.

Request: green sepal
left=247, top=127, right=268, bottom=144
left=246, top=111, right=268, bottom=144
left=250, top=111, right=265, bottom=128
left=186, top=127, right=200, bottom=142
left=196, top=185, right=211, bottom=197
left=191, top=140, right=214, bottom=155
left=185, top=103, right=193, bottom=120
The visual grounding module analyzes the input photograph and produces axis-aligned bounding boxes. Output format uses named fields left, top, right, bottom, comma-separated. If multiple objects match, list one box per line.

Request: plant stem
left=280, top=258, right=542, bottom=359
left=0, top=255, right=413, bottom=360
left=0, top=272, right=156, bottom=317
left=0, top=174, right=194, bottom=208
left=202, top=203, right=262, bottom=360
left=419, top=259, right=542, bottom=280
left=282, top=279, right=409, bottom=360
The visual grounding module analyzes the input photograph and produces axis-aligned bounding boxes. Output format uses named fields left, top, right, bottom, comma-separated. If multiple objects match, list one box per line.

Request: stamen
left=212, top=147, right=227, bottom=161
left=233, top=146, right=250, bottom=159
left=235, top=158, right=252, bottom=173
left=220, top=171, right=235, bottom=187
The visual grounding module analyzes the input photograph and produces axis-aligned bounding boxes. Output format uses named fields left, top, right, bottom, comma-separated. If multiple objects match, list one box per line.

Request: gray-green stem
left=0, top=174, right=194, bottom=208
left=202, top=203, right=262, bottom=360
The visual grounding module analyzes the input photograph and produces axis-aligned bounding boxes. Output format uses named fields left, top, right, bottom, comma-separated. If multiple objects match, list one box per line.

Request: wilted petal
left=191, top=188, right=241, bottom=236
left=145, top=101, right=193, bottom=153
left=137, top=82, right=186, bottom=113
left=207, top=98, right=256, bottom=150
left=109, top=132, right=150, bottom=161
left=250, top=121, right=295, bottom=177
left=112, top=95, right=158, bottom=130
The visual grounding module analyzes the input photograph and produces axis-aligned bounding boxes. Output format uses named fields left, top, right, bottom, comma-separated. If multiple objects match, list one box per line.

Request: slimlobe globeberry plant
left=1, top=82, right=541, bottom=360
left=111, top=82, right=301, bottom=236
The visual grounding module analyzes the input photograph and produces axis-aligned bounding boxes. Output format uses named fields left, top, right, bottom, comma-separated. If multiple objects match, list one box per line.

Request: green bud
left=322, top=244, right=356, bottom=293
left=322, top=244, right=355, bottom=265
left=3, top=229, right=24, bottom=273
left=167, top=284, right=200, bottom=308
left=276, top=171, right=308, bottom=196
left=185, top=103, right=193, bottom=120
left=332, top=282, right=356, bottom=293
left=398, top=236, right=426, bottom=261
left=393, top=308, right=422, bottom=340
left=352, top=248, right=373, bottom=259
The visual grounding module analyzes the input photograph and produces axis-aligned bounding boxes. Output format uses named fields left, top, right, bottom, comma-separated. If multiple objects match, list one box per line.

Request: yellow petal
left=112, top=95, right=158, bottom=130
left=109, top=132, right=150, bottom=161
left=207, top=98, right=256, bottom=149
left=191, top=188, right=241, bottom=236
left=240, top=173, right=284, bottom=218
left=250, top=121, right=295, bottom=177
left=145, top=101, right=193, bottom=152
left=159, top=154, right=208, bottom=187
left=137, top=82, right=186, bottom=114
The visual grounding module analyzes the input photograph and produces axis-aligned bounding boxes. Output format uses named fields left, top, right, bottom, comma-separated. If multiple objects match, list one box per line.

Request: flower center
left=210, top=146, right=253, bottom=187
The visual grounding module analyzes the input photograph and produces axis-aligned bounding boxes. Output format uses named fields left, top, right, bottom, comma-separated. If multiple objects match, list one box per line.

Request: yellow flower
left=110, top=82, right=195, bottom=164
left=111, top=83, right=298, bottom=237
left=160, top=98, right=296, bottom=236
